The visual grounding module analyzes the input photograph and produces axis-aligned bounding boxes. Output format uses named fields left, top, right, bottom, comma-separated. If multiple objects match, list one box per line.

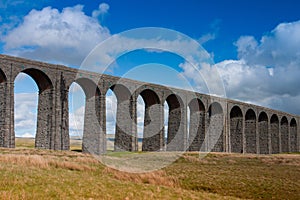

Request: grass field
left=0, top=138, right=299, bottom=199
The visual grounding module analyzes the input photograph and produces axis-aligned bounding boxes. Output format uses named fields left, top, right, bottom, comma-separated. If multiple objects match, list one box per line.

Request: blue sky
left=2, top=0, right=300, bottom=62
left=1, top=0, right=300, bottom=137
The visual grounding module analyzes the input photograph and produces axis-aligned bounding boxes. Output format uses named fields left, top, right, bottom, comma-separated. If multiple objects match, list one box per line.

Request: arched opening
left=258, top=112, right=269, bottom=154
left=0, top=69, right=7, bottom=147
left=136, top=95, right=145, bottom=151
left=139, top=89, right=161, bottom=151
left=106, top=89, right=117, bottom=151
left=230, top=106, right=243, bottom=153
left=206, top=102, right=224, bottom=152
left=68, top=82, right=85, bottom=152
left=245, top=109, right=256, bottom=153
left=290, top=118, right=297, bottom=152
left=14, top=68, right=53, bottom=149
left=188, top=98, right=205, bottom=151
left=270, top=114, right=279, bottom=154
left=164, top=101, right=169, bottom=151
left=109, top=84, right=133, bottom=151
left=21, top=68, right=52, bottom=92
left=165, top=94, right=184, bottom=151
left=280, top=116, right=289, bottom=153
left=14, top=73, right=38, bottom=148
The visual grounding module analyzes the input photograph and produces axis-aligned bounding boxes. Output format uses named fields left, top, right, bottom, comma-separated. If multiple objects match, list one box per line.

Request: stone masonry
left=0, top=54, right=299, bottom=154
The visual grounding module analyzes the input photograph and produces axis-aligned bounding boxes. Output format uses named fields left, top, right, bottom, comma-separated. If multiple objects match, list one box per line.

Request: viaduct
left=0, top=54, right=299, bottom=154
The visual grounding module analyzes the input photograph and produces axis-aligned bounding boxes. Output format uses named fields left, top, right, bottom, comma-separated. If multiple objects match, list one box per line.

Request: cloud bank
left=215, top=20, right=300, bottom=114
left=2, top=4, right=110, bottom=66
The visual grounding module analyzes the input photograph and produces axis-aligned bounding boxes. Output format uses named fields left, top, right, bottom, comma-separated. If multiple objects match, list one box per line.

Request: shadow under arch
left=70, top=78, right=102, bottom=154
left=138, top=89, right=162, bottom=151
left=21, top=68, right=53, bottom=92
left=0, top=69, right=7, bottom=83
left=75, top=78, right=101, bottom=98
left=270, top=114, right=279, bottom=154
left=245, top=109, right=256, bottom=153
left=15, top=68, right=53, bottom=149
left=280, top=116, right=289, bottom=153
left=206, top=102, right=224, bottom=152
left=230, top=106, right=243, bottom=153
left=290, top=118, right=297, bottom=152
left=188, top=98, right=205, bottom=151
left=258, top=112, right=269, bottom=154
left=0, top=69, right=7, bottom=147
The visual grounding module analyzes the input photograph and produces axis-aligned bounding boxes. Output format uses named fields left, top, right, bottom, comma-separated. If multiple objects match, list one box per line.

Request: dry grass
left=0, top=150, right=97, bottom=171
left=1, top=138, right=300, bottom=199
left=0, top=148, right=230, bottom=200
left=166, top=152, right=300, bottom=199
left=104, top=167, right=179, bottom=187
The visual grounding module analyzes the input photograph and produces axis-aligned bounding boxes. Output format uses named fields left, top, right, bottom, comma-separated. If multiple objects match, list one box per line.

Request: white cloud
left=215, top=59, right=300, bottom=114
left=212, top=20, right=300, bottom=114
left=2, top=5, right=110, bottom=66
left=22, top=132, right=34, bottom=138
left=236, top=20, right=300, bottom=67
left=137, top=96, right=145, bottom=137
left=199, top=33, right=216, bottom=44
left=14, top=92, right=38, bottom=137
left=69, top=105, right=85, bottom=136
left=92, top=3, right=110, bottom=18
left=235, top=36, right=258, bottom=58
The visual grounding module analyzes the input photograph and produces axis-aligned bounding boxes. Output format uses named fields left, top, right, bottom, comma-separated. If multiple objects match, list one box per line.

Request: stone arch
left=230, top=106, right=243, bottom=153
left=70, top=78, right=102, bottom=154
left=15, top=68, right=53, bottom=149
left=245, top=109, right=256, bottom=153
left=270, top=114, right=279, bottom=154
left=165, top=94, right=185, bottom=151
left=206, top=102, right=224, bottom=152
left=110, top=84, right=131, bottom=102
left=75, top=78, right=101, bottom=98
left=21, top=68, right=53, bottom=92
left=139, top=89, right=161, bottom=151
left=109, top=84, right=133, bottom=151
left=290, top=118, right=297, bottom=152
left=188, top=98, right=205, bottom=151
left=258, top=112, right=269, bottom=154
left=281, top=116, right=289, bottom=152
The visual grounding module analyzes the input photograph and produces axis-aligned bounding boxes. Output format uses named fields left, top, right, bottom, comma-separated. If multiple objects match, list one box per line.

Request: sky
left=1, top=0, right=300, bottom=138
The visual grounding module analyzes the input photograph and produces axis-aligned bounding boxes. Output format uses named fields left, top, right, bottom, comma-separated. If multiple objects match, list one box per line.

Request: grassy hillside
left=0, top=139, right=299, bottom=199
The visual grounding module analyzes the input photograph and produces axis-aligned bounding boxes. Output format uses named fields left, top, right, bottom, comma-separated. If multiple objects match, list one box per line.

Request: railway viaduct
left=0, top=54, right=299, bottom=154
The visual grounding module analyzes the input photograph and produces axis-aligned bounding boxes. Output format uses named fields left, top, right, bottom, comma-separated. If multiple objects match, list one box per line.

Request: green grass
left=0, top=138, right=299, bottom=199
left=15, top=138, right=35, bottom=149
left=166, top=153, right=300, bottom=199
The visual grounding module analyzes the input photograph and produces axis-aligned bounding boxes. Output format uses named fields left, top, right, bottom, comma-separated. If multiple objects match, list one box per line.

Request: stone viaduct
left=0, top=54, right=299, bottom=154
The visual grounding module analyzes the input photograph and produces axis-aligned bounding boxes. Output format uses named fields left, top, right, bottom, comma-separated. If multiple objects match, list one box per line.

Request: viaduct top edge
left=0, top=54, right=299, bottom=119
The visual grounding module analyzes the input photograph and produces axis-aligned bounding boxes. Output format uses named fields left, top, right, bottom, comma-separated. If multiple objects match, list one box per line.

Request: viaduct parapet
left=0, top=55, right=299, bottom=154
